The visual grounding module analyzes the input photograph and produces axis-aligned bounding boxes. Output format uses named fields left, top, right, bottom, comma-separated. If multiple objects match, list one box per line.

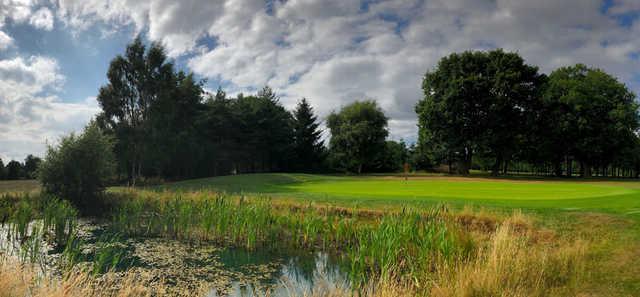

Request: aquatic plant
left=108, top=191, right=474, bottom=287
left=9, top=199, right=34, bottom=240
left=42, top=197, right=77, bottom=247
left=91, top=232, right=128, bottom=275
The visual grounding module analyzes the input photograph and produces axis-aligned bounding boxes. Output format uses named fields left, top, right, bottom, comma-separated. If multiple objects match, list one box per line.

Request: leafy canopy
left=327, top=100, right=388, bottom=174
left=38, top=121, right=115, bottom=208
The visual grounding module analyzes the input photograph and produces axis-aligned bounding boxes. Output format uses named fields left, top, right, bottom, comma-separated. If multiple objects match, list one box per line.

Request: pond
left=0, top=220, right=352, bottom=297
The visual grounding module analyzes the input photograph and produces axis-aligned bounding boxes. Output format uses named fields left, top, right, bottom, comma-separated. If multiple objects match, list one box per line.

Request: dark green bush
left=38, top=121, right=115, bottom=209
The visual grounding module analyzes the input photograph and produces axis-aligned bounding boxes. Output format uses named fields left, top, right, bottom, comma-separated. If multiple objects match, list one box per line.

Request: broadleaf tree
left=543, top=64, right=639, bottom=177
left=38, top=121, right=115, bottom=208
left=416, top=49, right=544, bottom=175
left=96, top=36, right=176, bottom=185
left=327, top=100, right=388, bottom=174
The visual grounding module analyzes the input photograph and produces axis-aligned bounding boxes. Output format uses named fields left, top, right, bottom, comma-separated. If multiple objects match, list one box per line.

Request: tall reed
left=109, top=191, right=474, bottom=287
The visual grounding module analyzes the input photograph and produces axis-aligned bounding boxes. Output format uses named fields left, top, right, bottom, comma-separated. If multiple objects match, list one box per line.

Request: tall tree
left=292, top=98, right=325, bottom=172
left=543, top=64, right=639, bottom=177
left=0, top=158, right=5, bottom=180
left=200, top=87, right=236, bottom=176
left=482, top=50, right=545, bottom=175
left=416, top=51, right=490, bottom=174
left=147, top=71, right=205, bottom=178
left=96, top=36, right=175, bottom=185
left=6, top=160, right=23, bottom=180
left=23, top=154, right=42, bottom=179
left=416, top=49, right=544, bottom=175
left=378, top=140, right=408, bottom=172
left=327, top=100, right=388, bottom=174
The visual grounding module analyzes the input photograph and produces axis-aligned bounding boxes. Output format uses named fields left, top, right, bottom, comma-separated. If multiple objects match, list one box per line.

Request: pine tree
left=293, top=98, right=325, bottom=172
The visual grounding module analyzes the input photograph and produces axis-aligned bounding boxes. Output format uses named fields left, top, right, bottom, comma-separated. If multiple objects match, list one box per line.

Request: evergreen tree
left=292, top=98, right=325, bottom=172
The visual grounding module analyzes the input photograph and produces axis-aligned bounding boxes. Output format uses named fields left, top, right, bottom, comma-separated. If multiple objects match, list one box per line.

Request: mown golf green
left=157, top=173, right=640, bottom=214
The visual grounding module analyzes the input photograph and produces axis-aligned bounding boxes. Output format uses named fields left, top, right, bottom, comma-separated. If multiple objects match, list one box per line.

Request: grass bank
left=152, top=173, right=640, bottom=214
left=2, top=174, right=640, bottom=296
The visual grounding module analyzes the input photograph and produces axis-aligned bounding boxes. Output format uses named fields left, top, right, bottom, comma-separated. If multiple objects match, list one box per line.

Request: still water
left=0, top=221, right=352, bottom=297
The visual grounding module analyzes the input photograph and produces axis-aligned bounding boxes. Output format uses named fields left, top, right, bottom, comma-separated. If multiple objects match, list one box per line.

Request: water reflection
left=2, top=221, right=352, bottom=296
left=210, top=252, right=350, bottom=297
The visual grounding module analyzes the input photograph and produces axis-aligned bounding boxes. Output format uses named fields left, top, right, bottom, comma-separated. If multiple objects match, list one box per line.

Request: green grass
left=155, top=173, right=640, bottom=214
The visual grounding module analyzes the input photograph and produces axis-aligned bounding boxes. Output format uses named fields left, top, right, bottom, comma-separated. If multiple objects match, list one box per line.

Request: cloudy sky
left=1, top=0, right=639, bottom=162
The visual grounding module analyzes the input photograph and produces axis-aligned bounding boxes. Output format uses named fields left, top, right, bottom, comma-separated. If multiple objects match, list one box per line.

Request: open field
left=0, top=180, right=40, bottom=194
left=156, top=173, right=640, bottom=215
left=3, top=174, right=640, bottom=296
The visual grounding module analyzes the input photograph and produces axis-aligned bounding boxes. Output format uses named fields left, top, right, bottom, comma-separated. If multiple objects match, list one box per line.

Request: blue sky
left=1, top=0, right=639, bottom=161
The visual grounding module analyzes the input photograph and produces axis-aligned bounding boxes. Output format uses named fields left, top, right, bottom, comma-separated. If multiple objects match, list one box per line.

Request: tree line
left=416, top=49, right=639, bottom=177
left=91, top=37, right=407, bottom=184
left=8, top=40, right=639, bottom=184
left=0, top=155, right=41, bottom=180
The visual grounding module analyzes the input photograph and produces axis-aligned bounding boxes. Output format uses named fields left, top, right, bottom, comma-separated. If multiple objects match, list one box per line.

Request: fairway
left=287, top=179, right=632, bottom=200
left=158, top=173, right=640, bottom=214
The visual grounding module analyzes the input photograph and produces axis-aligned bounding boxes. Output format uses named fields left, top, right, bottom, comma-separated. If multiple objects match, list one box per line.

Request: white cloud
left=0, top=30, right=12, bottom=50
left=0, top=0, right=33, bottom=25
left=0, top=56, right=99, bottom=161
left=29, top=6, right=54, bottom=30
left=23, top=0, right=640, bottom=146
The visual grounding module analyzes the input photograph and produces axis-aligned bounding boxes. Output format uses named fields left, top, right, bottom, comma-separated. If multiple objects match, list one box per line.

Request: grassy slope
left=156, top=173, right=640, bottom=294
left=155, top=173, right=640, bottom=215
left=2, top=174, right=638, bottom=294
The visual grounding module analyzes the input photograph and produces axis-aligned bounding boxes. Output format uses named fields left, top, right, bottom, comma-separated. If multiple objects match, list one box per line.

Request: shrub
left=38, top=121, right=115, bottom=208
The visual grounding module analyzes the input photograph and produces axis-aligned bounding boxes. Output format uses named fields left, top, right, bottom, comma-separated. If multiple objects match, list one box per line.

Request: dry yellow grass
left=430, top=223, right=587, bottom=297
left=0, top=259, right=165, bottom=297
left=0, top=196, right=595, bottom=297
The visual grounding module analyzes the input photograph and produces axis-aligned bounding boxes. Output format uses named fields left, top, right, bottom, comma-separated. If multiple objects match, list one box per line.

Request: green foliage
left=96, top=36, right=177, bottom=184
left=9, top=199, right=34, bottom=240
left=416, top=50, right=639, bottom=177
left=91, top=233, right=127, bottom=275
left=95, top=38, right=301, bottom=179
left=327, top=100, right=389, bottom=173
left=542, top=64, right=639, bottom=177
left=38, top=121, right=115, bottom=208
left=227, top=87, right=296, bottom=173
left=292, top=98, right=326, bottom=172
left=23, top=155, right=42, bottom=179
left=377, top=140, right=408, bottom=172
left=416, top=49, right=545, bottom=175
left=146, top=72, right=206, bottom=178
left=0, top=158, right=5, bottom=179
left=110, top=191, right=473, bottom=286
left=42, top=197, right=78, bottom=247
left=6, top=160, right=23, bottom=180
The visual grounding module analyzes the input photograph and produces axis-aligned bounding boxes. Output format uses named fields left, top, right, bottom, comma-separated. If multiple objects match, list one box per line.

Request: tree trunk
left=553, top=161, right=563, bottom=177
left=502, top=159, right=509, bottom=175
left=491, top=155, right=503, bottom=176
left=580, top=161, right=592, bottom=177
left=456, top=147, right=472, bottom=175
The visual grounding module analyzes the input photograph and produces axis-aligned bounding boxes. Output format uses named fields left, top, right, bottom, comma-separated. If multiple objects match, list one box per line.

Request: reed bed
left=0, top=190, right=590, bottom=296
left=109, top=191, right=476, bottom=287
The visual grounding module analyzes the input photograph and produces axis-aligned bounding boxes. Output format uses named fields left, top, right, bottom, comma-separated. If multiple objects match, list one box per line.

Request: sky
left=0, top=0, right=639, bottom=162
